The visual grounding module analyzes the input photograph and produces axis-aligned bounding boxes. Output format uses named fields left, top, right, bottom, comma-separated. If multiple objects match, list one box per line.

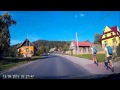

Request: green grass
left=72, top=54, right=106, bottom=62
left=0, top=56, right=41, bottom=71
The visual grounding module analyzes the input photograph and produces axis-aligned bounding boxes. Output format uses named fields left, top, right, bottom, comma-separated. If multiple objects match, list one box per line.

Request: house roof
left=111, top=26, right=118, bottom=35
left=101, top=26, right=120, bottom=41
left=17, top=38, right=34, bottom=48
left=73, top=41, right=93, bottom=47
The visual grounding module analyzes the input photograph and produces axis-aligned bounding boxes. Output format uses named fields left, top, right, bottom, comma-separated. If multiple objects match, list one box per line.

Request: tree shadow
left=39, top=55, right=57, bottom=59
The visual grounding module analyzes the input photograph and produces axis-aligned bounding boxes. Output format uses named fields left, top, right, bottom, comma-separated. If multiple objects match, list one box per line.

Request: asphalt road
left=0, top=54, right=92, bottom=79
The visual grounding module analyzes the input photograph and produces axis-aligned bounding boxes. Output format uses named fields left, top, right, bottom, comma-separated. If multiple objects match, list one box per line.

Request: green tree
left=45, top=46, right=49, bottom=53
left=63, top=42, right=70, bottom=53
left=85, top=40, right=90, bottom=42
left=94, top=33, right=102, bottom=44
left=116, top=43, right=120, bottom=57
left=40, top=46, right=44, bottom=55
left=0, top=12, right=16, bottom=57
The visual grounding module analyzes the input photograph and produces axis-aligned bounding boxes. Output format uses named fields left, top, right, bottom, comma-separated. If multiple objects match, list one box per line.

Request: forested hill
left=8, top=40, right=71, bottom=57
left=32, top=40, right=70, bottom=49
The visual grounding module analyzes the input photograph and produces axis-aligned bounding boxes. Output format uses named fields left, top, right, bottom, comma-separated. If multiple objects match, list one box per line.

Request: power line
left=84, top=12, right=113, bottom=31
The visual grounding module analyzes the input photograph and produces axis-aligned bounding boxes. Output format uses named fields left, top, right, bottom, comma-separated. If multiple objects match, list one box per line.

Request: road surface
left=0, top=54, right=92, bottom=79
left=0, top=54, right=120, bottom=79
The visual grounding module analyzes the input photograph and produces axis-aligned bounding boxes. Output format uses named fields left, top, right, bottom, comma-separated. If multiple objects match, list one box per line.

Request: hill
left=6, top=40, right=70, bottom=57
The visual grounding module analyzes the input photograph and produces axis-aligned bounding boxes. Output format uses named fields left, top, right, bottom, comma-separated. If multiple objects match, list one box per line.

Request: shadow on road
left=40, top=55, right=58, bottom=59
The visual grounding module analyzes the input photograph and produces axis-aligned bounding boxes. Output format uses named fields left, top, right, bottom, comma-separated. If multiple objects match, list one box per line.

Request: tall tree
left=39, top=46, right=44, bottom=55
left=94, top=33, right=102, bottom=44
left=0, top=12, right=16, bottom=57
left=45, top=46, right=49, bottom=53
left=85, top=40, right=90, bottom=42
left=63, top=42, right=70, bottom=52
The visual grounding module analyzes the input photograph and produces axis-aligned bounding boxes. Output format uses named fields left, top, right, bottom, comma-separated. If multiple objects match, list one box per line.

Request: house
left=49, top=47, right=57, bottom=53
left=17, top=39, right=35, bottom=57
left=69, top=41, right=94, bottom=54
left=101, top=26, right=120, bottom=52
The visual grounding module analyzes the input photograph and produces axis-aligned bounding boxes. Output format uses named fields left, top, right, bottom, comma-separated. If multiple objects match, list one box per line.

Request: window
left=104, top=41, right=107, bottom=44
left=105, top=34, right=107, bottom=38
left=26, top=48, right=29, bottom=52
left=111, top=33, right=113, bottom=36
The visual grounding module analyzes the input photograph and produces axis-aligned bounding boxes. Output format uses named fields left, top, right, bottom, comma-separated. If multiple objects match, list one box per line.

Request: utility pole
left=76, top=32, right=79, bottom=54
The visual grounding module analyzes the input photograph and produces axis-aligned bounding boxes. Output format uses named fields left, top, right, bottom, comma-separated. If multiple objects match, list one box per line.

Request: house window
left=104, top=41, right=107, bottom=44
left=105, top=34, right=107, bottom=38
left=112, top=39, right=114, bottom=43
left=26, top=48, right=29, bottom=52
left=111, top=33, right=113, bottom=36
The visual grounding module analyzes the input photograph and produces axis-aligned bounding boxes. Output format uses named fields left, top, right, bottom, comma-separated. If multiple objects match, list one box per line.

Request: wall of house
left=19, top=46, right=34, bottom=55
left=102, top=26, right=120, bottom=48
left=102, top=32, right=116, bottom=38
left=102, top=36, right=120, bottom=47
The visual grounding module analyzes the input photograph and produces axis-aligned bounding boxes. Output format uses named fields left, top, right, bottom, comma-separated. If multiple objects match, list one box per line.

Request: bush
left=115, top=57, right=120, bottom=62
left=112, top=53, right=117, bottom=59
left=116, top=43, right=120, bottom=57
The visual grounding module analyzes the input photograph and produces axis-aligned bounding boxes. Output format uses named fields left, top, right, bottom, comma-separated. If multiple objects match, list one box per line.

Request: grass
left=72, top=54, right=120, bottom=63
left=0, top=56, right=41, bottom=71
left=72, top=54, right=106, bottom=62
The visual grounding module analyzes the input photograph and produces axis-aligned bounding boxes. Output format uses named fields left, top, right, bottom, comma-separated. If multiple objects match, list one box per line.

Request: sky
left=0, top=11, right=120, bottom=45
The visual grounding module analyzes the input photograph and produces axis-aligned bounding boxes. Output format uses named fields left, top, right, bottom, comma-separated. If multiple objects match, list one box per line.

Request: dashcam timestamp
left=3, top=74, right=34, bottom=79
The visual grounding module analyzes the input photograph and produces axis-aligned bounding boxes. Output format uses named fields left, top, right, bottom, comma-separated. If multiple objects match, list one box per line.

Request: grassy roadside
left=0, top=56, right=41, bottom=71
left=71, top=54, right=120, bottom=62
left=72, top=54, right=105, bottom=62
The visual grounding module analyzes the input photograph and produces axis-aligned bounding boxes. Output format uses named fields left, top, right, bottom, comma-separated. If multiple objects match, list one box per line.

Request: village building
left=17, top=39, right=35, bottom=57
left=69, top=41, right=94, bottom=54
left=101, top=26, right=120, bottom=52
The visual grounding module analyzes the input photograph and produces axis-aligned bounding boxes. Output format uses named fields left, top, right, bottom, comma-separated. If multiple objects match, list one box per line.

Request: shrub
left=115, top=57, right=120, bottom=62
left=112, top=53, right=117, bottom=59
left=116, top=43, right=120, bottom=57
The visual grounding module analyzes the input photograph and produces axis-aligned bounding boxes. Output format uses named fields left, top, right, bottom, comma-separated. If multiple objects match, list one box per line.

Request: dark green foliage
left=94, top=33, right=102, bottom=44
left=0, top=12, right=16, bottom=57
left=9, top=40, right=70, bottom=56
left=116, top=43, right=120, bottom=57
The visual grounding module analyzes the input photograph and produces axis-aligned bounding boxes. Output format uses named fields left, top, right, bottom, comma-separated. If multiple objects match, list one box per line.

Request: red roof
left=111, top=26, right=118, bottom=35
left=73, top=41, right=93, bottom=47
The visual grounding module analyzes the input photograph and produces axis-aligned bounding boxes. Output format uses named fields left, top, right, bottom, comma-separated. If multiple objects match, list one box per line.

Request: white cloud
left=80, top=14, right=85, bottom=17
left=11, top=40, right=22, bottom=45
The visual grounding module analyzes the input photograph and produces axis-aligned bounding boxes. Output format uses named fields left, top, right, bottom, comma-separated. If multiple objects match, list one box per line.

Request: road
left=1, top=54, right=120, bottom=79
left=0, top=54, right=92, bottom=79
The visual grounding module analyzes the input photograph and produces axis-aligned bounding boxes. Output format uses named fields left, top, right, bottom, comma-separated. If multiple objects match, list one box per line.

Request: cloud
left=11, top=40, right=22, bottom=45
left=80, top=14, right=85, bottom=17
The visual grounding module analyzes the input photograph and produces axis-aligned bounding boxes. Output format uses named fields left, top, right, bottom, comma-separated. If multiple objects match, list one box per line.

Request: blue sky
left=0, top=11, right=120, bottom=45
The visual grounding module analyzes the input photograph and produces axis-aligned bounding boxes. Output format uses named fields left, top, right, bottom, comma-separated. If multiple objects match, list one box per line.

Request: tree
left=63, top=42, right=70, bottom=53
left=112, top=36, right=117, bottom=52
left=116, top=43, right=120, bottom=57
left=0, top=12, right=16, bottom=57
left=45, top=46, right=49, bottom=53
left=94, top=33, right=102, bottom=44
left=85, top=40, right=90, bottom=42
left=39, top=46, right=44, bottom=55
